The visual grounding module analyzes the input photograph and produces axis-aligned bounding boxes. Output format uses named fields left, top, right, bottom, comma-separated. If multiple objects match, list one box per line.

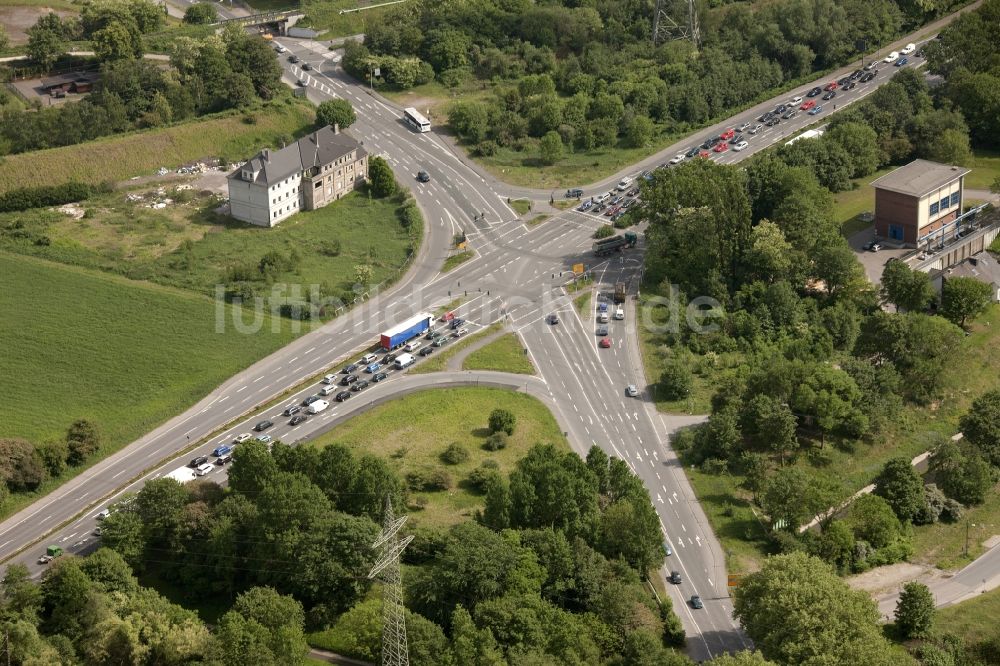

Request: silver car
left=626, top=385, right=639, bottom=397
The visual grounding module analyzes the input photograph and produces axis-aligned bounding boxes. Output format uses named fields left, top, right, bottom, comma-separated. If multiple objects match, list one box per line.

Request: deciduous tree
left=873, top=457, right=926, bottom=523
left=940, top=276, right=992, bottom=328
left=316, top=98, right=357, bottom=129
left=367, top=155, right=397, bottom=197
left=960, top=389, right=1000, bottom=467
left=895, top=581, right=935, bottom=638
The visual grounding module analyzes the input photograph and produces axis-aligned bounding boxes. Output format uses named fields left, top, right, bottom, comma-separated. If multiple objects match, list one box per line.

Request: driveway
left=848, top=226, right=910, bottom=284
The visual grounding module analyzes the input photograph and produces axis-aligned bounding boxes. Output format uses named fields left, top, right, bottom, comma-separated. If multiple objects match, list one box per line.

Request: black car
left=343, top=363, right=358, bottom=374
left=774, top=104, right=787, bottom=114
left=340, top=374, right=358, bottom=386
left=690, top=595, right=704, bottom=610
left=700, top=139, right=713, bottom=150
left=685, top=146, right=701, bottom=158
left=335, top=390, right=352, bottom=402
left=372, top=372, right=389, bottom=383
left=416, top=171, right=430, bottom=183
left=843, top=81, right=857, bottom=91
left=822, top=91, right=836, bottom=101
left=288, top=54, right=299, bottom=63
left=837, top=77, right=850, bottom=87
left=301, top=62, right=312, bottom=71
left=765, top=117, right=780, bottom=127
left=915, top=49, right=925, bottom=58
left=419, top=347, right=434, bottom=357
left=850, top=69, right=864, bottom=79
left=290, top=414, right=308, bottom=426
left=449, top=318, right=465, bottom=329
left=352, top=379, right=370, bottom=391
left=383, top=352, right=397, bottom=364
left=254, top=420, right=273, bottom=432
left=189, top=456, right=209, bottom=468
left=781, top=109, right=796, bottom=120
left=806, top=86, right=822, bottom=97
left=729, top=134, right=744, bottom=145
left=669, top=571, right=682, bottom=584
left=302, top=395, right=320, bottom=407
left=283, top=405, right=301, bottom=417
left=860, top=72, right=876, bottom=82
left=547, top=313, right=559, bottom=325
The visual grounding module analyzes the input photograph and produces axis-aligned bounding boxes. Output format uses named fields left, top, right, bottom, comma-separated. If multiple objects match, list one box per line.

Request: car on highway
left=626, top=385, right=638, bottom=397
left=604, top=205, right=621, bottom=217
left=335, top=390, right=352, bottom=402
left=195, top=463, right=214, bottom=476
left=621, top=198, right=637, bottom=209
left=283, top=405, right=301, bottom=417
left=765, top=117, right=780, bottom=127
left=748, top=123, right=763, bottom=134
left=837, top=77, right=850, bottom=87
left=352, top=379, right=370, bottom=391
left=736, top=121, right=751, bottom=132
left=288, top=54, right=299, bottom=63
left=254, top=420, right=273, bottom=432
left=597, top=324, right=609, bottom=336
left=301, top=62, right=312, bottom=71
left=340, top=374, right=358, bottom=386
left=822, top=90, right=836, bottom=101
left=599, top=337, right=612, bottom=348
left=781, top=109, right=796, bottom=120
left=690, top=595, right=704, bottom=609
left=416, top=170, right=430, bottom=183
left=372, top=372, right=389, bottom=383
left=189, top=456, right=209, bottom=467
left=97, top=509, right=112, bottom=520
left=425, top=329, right=441, bottom=340
left=901, top=42, right=916, bottom=54
left=289, top=414, right=308, bottom=425
left=697, top=150, right=711, bottom=158
left=895, top=56, right=909, bottom=67
left=598, top=311, right=609, bottom=323
left=432, top=336, right=450, bottom=348
left=669, top=571, right=682, bottom=584
left=728, top=134, right=744, bottom=145
left=453, top=327, right=469, bottom=337
left=850, top=69, right=864, bottom=79
left=614, top=307, right=625, bottom=320
left=719, top=128, right=735, bottom=140
left=577, top=200, right=593, bottom=212
left=382, top=352, right=397, bottom=364
left=685, top=146, right=701, bottom=158
left=343, top=363, right=359, bottom=374
left=320, top=385, right=337, bottom=396
left=93, top=527, right=102, bottom=537
left=360, top=353, right=378, bottom=364
left=700, top=139, right=714, bottom=150
left=419, top=346, right=434, bottom=357
left=233, top=433, right=252, bottom=444
left=915, top=49, right=924, bottom=58
left=732, top=140, right=749, bottom=151
left=713, top=142, right=729, bottom=153
left=860, top=71, right=876, bottom=83
left=450, top=318, right=466, bottom=329
left=824, top=82, right=838, bottom=91
left=884, top=51, right=899, bottom=63
left=212, top=444, right=232, bottom=457
left=664, top=543, right=673, bottom=556
left=800, top=100, right=816, bottom=111
left=366, top=361, right=382, bottom=372
left=322, top=373, right=336, bottom=384
left=566, top=188, right=584, bottom=198
left=808, top=106, right=823, bottom=115
left=616, top=177, right=632, bottom=191
left=547, top=313, right=560, bottom=325
left=806, top=86, right=822, bottom=97
left=274, top=44, right=287, bottom=53
left=217, top=453, right=233, bottom=464
left=789, top=96, right=802, bottom=105
left=669, top=153, right=685, bottom=165
left=865, top=60, right=878, bottom=70
left=842, top=81, right=857, bottom=91
left=256, top=434, right=272, bottom=444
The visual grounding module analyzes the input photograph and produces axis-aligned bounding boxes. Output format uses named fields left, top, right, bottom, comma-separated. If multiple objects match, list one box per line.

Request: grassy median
left=463, top=333, right=535, bottom=375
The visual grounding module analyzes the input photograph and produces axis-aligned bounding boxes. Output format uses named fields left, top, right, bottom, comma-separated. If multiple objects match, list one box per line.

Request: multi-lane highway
left=0, top=8, right=983, bottom=660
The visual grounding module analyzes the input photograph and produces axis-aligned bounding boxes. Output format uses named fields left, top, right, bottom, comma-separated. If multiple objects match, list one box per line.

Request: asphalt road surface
left=1, top=6, right=987, bottom=660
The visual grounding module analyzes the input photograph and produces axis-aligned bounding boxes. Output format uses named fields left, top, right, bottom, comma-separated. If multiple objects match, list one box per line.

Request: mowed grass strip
left=311, top=387, right=569, bottom=529
left=0, top=100, right=315, bottom=190
left=0, top=252, right=299, bottom=517
left=934, top=585, right=1000, bottom=644
left=408, top=322, right=503, bottom=374
left=462, top=333, right=535, bottom=375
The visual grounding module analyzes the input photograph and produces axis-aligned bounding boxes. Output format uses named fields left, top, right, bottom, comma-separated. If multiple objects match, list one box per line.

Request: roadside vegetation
left=408, top=322, right=503, bottom=374
left=341, top=0, right=972, bottom=186
left=441, top=249, right=473, bottom=272
left=462, top=333, right=535, bottom=375
left=73, top=387, right=688, bottom=664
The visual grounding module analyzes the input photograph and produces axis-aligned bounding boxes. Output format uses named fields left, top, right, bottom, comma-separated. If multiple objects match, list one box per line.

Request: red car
left=604, top=205, right=621, bottom=217
left=719, top=128, right=735, bottom=140
left=824, top=82, right=838, bottom=91
left=599, top=338, right=612, bottom=348
left=800, top=100, right=816, bottom=111
left=713, top=142, right=729, bottom=153
left=697, top=150, right=711, bottom=158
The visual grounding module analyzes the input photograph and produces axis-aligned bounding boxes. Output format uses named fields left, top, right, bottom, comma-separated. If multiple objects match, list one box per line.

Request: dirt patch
left=847, top=562, right=947, bottom=596
left=0, top=7, right=76, bottom=44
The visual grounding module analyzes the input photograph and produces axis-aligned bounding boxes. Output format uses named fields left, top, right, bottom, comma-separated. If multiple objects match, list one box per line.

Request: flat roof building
left=871, top=159, right=970, bottom=248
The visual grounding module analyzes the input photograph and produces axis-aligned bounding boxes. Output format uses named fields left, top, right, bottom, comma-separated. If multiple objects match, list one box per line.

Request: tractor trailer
left=592, top=231, right=638, bottom=256
left=381, top=313, right=433, bottom=350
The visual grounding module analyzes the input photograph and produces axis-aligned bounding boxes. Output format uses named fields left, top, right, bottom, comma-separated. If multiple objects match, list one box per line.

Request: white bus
left=403, top=107, right=431, bottom=133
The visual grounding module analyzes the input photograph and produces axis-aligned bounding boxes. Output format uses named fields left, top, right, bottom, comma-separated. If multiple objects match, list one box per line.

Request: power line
left=369, top=498, right=413, bottom=666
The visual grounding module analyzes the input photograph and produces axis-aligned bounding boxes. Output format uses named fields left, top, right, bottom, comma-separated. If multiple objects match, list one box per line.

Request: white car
left=669, top=153, right=685, bottom=165
left=901, top=43, right=916, bottom=55
left=233, top=433, right=252, bottom=445
left=732, top=141, right=749, bottom=151
left=360, top=353, right=378, bottom=364
left=404, top=340, right=421, bottom=352
left=737, top=121, right=751, bottom=131
left=274, top=44, right=287, bottom=54
left=748, top=124, right=763, bottom=134
left=598, top=312, right=610, bottom=324
left=617, top=177, right=632, bottom=191
left=614, top=307, right=625, bottom=320
left=790, top=96, right=803, bottom=105
left=626, top=385, right=638, bottom=397
left=884, top=51, right=899, bottom=63
left=97, top=509, right=111, bottom=521
left=322, top=373, right=336, bottom=384
left=195, top=463, right=214, bottom=476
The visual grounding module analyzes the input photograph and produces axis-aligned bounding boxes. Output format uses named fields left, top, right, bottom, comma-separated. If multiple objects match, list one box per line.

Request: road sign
left=728, top=574, right=743, bottom=587
left=573, top=263, right=584, bottom=275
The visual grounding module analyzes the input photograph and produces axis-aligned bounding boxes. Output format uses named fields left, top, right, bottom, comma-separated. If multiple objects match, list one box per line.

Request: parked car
left=822, top=90, right=836, bottom=101
left=869, top=242, right=882, bottom=252
left=289, top=414, right=308, bottom=425
left=733, top=141, right=749, bottom=151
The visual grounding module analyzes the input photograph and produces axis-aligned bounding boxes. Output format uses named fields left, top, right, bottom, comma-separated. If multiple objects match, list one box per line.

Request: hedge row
left=0, top=182, right=102, bottom=213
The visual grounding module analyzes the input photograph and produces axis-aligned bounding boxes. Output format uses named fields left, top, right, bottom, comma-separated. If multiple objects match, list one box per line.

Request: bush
left=406, top=468, right=452, bottom=491
left=441, top=442, right=469, bottom=465
left=66, top=419, right=100, bottom=466
left=398, top=201, right=421, bottom=229
left=367, top=155, right=397, bottom=197
left=183, top=2, right=216, bottom=24
left=483, top=432, right=508, bottom=451
left=488, top=408, right=516, bottom=435
left=0, top=182, right=94, bottom=212
left=593, top=224, right=615, bottom=239
left=319, top=240, right=342, bottom=256
left=0, top=439, right=47, bottom=491
left=659, top=360, right=692, bottom=401
left=466, top=461, right=499, bottom=490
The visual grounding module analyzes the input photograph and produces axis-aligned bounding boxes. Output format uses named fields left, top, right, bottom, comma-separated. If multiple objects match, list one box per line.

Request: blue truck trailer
left=380, top=313, right=433, bottom=350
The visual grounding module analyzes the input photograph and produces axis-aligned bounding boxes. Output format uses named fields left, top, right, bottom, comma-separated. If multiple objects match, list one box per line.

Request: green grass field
left=573, top=291, right=591, bottom=314
left=0, top=190, right=416, bottom=301
left=0, top=100, right=315, bottom=190
left=964, top=148, right=1000, bottom=191
left=934, top=585, right=1000, bottom=645
left=462, top=333, right=535, bottom=374
left=441, top=250, right=473, bottom=272
left=295, top=0, right=394, bottom=38
left=309, top=387, right=569, bottom=529
left=527, top=214, right=551, bottom=227
left=509, top=199, right=532, bottom=216
left=408, top=323, right=503, bottom=374
left=0, top=252, right=299, bottom=516
left=832, top=167, right=892, bottom=238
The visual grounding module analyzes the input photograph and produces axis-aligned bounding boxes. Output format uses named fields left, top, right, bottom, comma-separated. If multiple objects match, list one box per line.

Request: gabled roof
left=871, top=159, right=970, bottom=197
left=228, top=125, right=367, bottom=186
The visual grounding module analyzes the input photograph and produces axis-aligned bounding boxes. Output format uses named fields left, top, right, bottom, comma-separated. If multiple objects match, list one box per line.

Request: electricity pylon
left=369, top=498, right=414, bottom=666
left=653, top=0, right=700, bottom=47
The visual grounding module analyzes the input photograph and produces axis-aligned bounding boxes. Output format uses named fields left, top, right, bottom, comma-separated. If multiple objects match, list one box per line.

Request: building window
left=930, top=202, right=939, bottom=215
left=951, top=192, right=960, bottom=206
left=940, top=196, right=950, bottom=210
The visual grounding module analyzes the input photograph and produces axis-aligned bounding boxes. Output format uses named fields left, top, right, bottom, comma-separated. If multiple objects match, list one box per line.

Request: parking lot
left=848, top=226, right=909, bottom=285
